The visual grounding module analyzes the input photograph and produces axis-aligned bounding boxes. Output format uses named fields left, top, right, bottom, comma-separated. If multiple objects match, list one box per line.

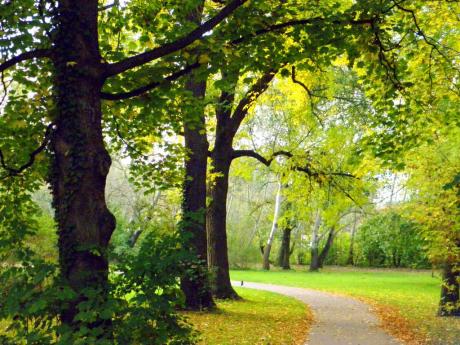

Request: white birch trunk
left=263, top=181, right=282, bottom=270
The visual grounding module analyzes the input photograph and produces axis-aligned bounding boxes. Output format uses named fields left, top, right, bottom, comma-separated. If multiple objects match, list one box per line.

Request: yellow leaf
left=198, top=54, right=211, bottom=64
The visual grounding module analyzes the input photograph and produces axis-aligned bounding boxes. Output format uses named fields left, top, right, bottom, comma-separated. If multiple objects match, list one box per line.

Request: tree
left=402, top=127, right=460, bottom=316
left=358, top=1, right=459, bottom=315
left=0, top=0, right=248, bottom=337
left=170, top=0, right=457, bottom=302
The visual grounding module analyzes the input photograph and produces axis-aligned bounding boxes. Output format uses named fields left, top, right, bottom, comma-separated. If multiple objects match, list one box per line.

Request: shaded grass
left=230, top=267, right=460, bottom=345
left=184, top=287, right=312, bottom=345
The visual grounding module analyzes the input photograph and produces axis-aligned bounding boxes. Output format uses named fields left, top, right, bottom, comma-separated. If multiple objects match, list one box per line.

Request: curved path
left=232, top=281, right=401, bottom=345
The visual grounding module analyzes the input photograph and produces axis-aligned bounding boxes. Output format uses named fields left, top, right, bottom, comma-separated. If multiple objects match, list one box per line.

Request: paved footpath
left=232, top=281, right=401, bottom=345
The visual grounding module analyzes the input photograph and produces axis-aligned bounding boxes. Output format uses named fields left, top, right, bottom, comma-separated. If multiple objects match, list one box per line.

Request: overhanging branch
left=232, top=149, right=271, bottom=165
left=101, top=62, right=201, bottom=100
left=232, top=149, right=356, bottom=179
left=0, top=49, right=51, bottom=73
left=104, top=0, right=247, bottom=77
left=232, top=17, right=375, bottom=45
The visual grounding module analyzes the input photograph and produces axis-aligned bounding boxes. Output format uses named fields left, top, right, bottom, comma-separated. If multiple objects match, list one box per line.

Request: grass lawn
left=231, top=267, right=460, bottom=345
left=184, top=287, right=312, bottom=345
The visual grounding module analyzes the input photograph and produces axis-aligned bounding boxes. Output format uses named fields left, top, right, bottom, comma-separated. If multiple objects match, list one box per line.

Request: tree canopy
left=0, top=0, right=459, bottom=343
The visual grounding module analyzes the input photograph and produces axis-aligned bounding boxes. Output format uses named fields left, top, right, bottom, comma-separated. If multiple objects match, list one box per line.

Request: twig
left=0, top=122, right=55, bottom=179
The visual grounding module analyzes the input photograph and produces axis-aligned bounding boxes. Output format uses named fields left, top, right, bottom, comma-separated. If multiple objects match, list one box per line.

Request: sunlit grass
left=184, top=287, right=312, bottom=345
left=231, top=267, right=460, bottom=345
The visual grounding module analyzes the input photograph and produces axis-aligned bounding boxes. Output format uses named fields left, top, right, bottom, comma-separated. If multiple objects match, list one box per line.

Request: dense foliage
left=354, top=211, right=429, bottom=268
left=1, top=0, right=459, bottom=342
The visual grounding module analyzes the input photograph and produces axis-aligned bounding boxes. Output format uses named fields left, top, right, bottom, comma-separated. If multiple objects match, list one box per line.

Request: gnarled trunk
left=207, top=144, right=239, bottom=299
left=438, top=262, right=460, bottom=316
left=50, top=0, right=115, bottom=334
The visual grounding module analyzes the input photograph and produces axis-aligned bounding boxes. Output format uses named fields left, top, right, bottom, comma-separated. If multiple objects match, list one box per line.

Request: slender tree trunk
left=50, top=1, right=115, bottom=335
left=207, top=144, right=239, bottom=299
left=181, top=74, right=214, bottom=309
left=389, top=173, right=398, bottom=205
left=309, top=212, right=321, bottom=272
left=318, top=227, right=335, bottom=269
left=263, top=182, right=282, bottom=270
left=347, top=213, right=357, bottom=266
left=277, top=226, right=292, bottom=269
left=438, top=262, right=460, bottom=316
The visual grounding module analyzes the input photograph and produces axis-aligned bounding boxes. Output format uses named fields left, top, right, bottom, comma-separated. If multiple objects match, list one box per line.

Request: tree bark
left=178, top=1, right=215, bottom=310
left=263, top=182, right=282, bottom=270
left=180, top=75, right=215, bottom=309
left=438, top=262, right=460, bottom=316
left=206, top=67, right=275, bottom=292
left=277, top=226, right=292, bottom=269
left=50, top=0, right=115, bottom=335
left=309, top=212, right=321, bottom=272
left=318, top=227, right=335, bottom=269
left=207, top=143, right=239, bottom=299
left=205, top=68, right=240, bottom=299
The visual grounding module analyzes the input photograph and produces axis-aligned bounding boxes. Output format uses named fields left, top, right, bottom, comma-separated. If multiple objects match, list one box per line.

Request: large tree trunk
left=438, top=262, right=460, bottom=316
left=180, top=74, right=215, bottom=309
left=207, top=144, right=239, bottom=299
left=179, top=1, right=215, bottom=310
left=277, top=226, right=292, bottom=269
left=50, top=1, right=115, bottom=335
left=263, top=182, right=282, bottom=270
left=309, top=212, right=321, bottom=272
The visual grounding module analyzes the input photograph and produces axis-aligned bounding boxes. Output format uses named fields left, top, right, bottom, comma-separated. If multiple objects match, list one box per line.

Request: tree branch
left=232, top=149, right=356, bottom=179
left=229, top=69, right=278, bottom=135
left=232, top=17, right=375, bottom=45
left=215, top=68, right=240, bottom=123
left=0, top=49, right=51, bottom=73
left=101, top=62, right=201, bottom=100
left=330, top=179, right=364, bottom=209
left=291, top=66, right=324, bottom=126
left=104, top=0, right=247, bottom=77
left=232, top=149, right=272, bottom=165
left=0, top=123, right=55, bottom=179
left=370, top=21, right=403, bottom=90
left=394, top=2, right=449, bottom=59
left=99, top=0, right=119, bottom=11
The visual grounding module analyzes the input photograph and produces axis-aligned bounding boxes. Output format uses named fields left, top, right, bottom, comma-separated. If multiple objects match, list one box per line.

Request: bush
left=354, top=211, right=430, bottom=268
left=1, top=202, right=197, bottom=344
left=323, top=234, right=351, bottom=266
